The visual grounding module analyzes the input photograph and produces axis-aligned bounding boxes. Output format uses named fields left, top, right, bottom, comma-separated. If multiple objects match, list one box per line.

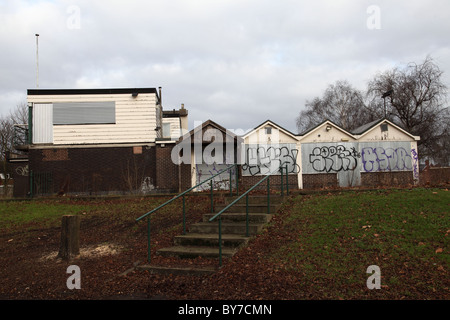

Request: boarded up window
left=33, top=103, right=54, bottom=143
left=53, top=102, right=116, bottom=125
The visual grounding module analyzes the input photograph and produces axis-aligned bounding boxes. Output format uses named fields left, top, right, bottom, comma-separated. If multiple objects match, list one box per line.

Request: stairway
left=137, top=195, right=284, bottom=275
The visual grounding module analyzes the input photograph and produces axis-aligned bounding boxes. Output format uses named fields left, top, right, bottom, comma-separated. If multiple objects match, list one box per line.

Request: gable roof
left=351, top=118, right=384, bottom=135
left=242, top=119, right=299, bottom=141
left=177, top=119, right=243, bottom=144
left=297, top=119, right=356, bottom=140
left=352, top=118, right=420, bottom=141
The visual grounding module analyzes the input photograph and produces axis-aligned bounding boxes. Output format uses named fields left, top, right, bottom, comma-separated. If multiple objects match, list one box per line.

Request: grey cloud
left=1, top=0, right=449, bottom=133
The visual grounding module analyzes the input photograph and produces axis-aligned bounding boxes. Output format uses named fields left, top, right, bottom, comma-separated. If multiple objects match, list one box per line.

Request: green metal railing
left=136, top=164, right=238, bottom=262
left=209, top=164, right=289, bottom=266
left=28, top=170, right=53, bottom=198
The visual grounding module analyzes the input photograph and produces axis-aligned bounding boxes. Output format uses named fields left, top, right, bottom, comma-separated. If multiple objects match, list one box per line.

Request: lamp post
left=382, top=89, right=393, bottom=118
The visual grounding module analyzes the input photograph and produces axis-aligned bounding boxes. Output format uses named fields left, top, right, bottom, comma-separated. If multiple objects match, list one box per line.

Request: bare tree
left=296, top=80, right=372, bottom=133
left=0, top=115, right=14, bottom=196
left=0, top=103, right=28, bottom=196
left=10, top=102, right=28, bottom=125
left=297, top=56, right=448, bottom=165
left=367, top=56, right=448, bottom=162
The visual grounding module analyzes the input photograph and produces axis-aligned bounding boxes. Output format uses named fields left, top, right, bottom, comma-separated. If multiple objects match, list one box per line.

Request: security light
left=382, top=89, right=393, bottom=98
left=382, top=89, right=393, bottom=117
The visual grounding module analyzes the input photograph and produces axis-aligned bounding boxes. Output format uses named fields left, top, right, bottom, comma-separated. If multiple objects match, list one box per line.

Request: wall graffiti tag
left=242, top=144, right=300, bottom=176
left=140, top=177, right=155, bottom=194
left=195, top=163, right=236, bottom=191
left=411, top=148, right=419, bottom=182
left=309, top=145, right=361, bottom=173
left=361, top=146, right=412, bottom=172
left=15, top=165, right=29, bottom=176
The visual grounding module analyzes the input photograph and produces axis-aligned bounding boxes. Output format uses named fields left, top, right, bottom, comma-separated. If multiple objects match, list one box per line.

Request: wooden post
left=57, top=215, right=80, bottom=261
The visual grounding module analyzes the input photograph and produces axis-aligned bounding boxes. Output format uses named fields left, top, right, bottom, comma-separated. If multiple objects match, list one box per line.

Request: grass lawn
left=267, top=188, right=449, bottom=299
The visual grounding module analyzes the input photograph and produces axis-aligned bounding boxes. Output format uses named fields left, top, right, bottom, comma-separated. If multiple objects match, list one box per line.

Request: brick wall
left=26, top=144, right=194, bottom=196
left=10, top=161, right=29, bottom=197
left=180, top=163, right=192, bottom=191
left=302, top=173, right=338, bottom=189
left=155, top=144, right=179, bottom=192
left=29, top=146, right=157, bottom=196
left=420, top=167, right=450, bottom=186
left=302, top=172, right=414, bottom=189
left=241, top=173, right=298, bottom=191
left=360, top=171, right=413, bottom=187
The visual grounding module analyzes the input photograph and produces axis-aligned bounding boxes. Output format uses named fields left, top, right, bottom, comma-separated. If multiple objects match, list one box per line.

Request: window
left=265, top=126, right=272, bottom=135
left=162, top=123, right=171, bottom=138
left=380, top=124, right=388, bottom=132
left=53, top=102, right=116, bottom=125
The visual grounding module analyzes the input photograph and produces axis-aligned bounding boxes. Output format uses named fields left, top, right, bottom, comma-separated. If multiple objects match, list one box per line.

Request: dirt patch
left=39, top=243, right=124, bottom=262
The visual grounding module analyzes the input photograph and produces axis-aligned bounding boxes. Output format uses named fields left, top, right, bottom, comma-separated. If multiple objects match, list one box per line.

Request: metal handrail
left=136, top=163, right=238, bottom=262
left=209, top=164, right=288, bottom=266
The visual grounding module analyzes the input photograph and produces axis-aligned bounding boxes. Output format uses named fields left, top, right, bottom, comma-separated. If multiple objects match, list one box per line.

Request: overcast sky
left=1, top=0, right=449, bottom=133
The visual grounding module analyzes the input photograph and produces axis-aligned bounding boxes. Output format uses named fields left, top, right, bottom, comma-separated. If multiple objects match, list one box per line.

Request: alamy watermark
left=66, top=265, right=81, bottom=290
left=170, top=121, right=283, bottom=169
left=67, top=5, right=81, bottom=30
left=367, top=5, right=381, bottom=30
left=366, top=265, right=381, bottom=289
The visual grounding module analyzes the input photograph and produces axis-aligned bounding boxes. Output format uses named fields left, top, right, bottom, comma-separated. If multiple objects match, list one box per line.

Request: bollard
left=57, top=215, right=81, bottom=261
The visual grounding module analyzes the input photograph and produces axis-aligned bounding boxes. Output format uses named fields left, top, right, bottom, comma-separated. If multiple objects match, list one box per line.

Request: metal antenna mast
left=35, top=34, right=39, bottom=88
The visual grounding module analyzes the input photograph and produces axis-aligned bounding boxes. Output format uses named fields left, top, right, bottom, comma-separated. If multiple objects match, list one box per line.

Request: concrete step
left=137, top=194, right=287, bottom=270
left=189, top=221, right=264, bottom=235
left=136, top=265, right=217, bottom=276
left=215, top=203, right=278, bottom=213
left=174, top=233, right=250, bottom=248
left=156, top=245, right=237, bottom=259
left=224, top=195, right=286, bottom=205
left=202, top=212, right=273, bottom=223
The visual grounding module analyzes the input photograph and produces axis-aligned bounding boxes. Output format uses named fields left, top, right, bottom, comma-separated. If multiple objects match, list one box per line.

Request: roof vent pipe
left=158, top=87, right=162, bottom=106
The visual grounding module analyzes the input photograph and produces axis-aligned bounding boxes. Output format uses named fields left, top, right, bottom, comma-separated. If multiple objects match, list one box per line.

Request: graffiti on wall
left=309, top=145, right=361, bottom=173
left=411, top=148, right=419, bottom=182
left=302, top=142, right=417, bottom=183
left=15, top=165, right=29, bottom=176
left=196, top=163, right=236, bottom=191
left=140, top=177, right=155, bottom=194
left=361, top=146, right=412, bottom=172
left=242, top=144, right=300, bottom=176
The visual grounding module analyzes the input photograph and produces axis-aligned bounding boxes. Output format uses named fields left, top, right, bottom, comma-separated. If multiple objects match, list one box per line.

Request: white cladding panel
left=28, top=93, right=158, bottom=144
left=32, top=103, right=53, bottom=144
left=162, top=117, right=182, bottom=140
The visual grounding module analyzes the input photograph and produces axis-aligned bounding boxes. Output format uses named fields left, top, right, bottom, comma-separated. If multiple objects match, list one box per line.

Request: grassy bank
left=266, top=188, right=449, bottom=298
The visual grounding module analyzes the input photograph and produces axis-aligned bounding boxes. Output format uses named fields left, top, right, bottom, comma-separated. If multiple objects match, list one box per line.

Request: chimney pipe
left=158, top=87, right=162, bottom=106
left=181, top=103, right=184, bottom=109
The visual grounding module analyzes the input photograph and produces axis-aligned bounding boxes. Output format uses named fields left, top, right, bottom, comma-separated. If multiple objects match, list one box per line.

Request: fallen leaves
left=2, top=188, right=449, bottom=300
